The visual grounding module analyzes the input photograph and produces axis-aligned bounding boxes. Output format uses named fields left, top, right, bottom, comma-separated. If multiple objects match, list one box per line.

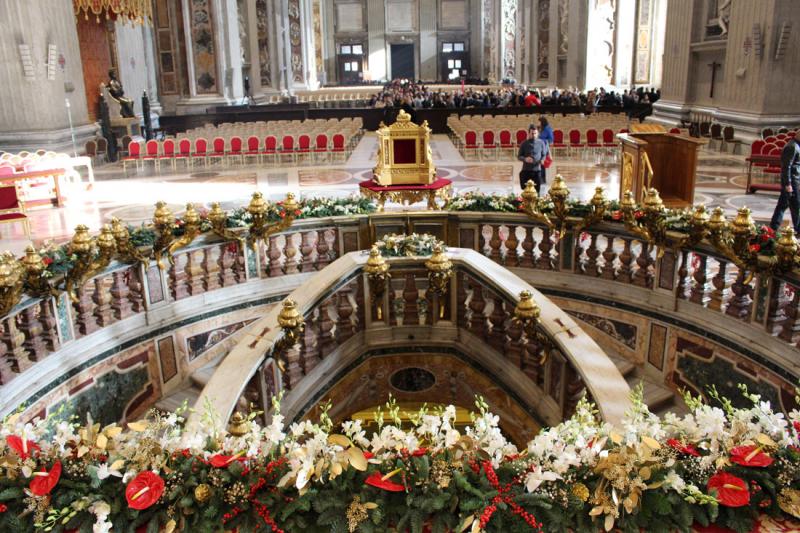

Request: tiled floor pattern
left=0, top=133, right=783, bottom=255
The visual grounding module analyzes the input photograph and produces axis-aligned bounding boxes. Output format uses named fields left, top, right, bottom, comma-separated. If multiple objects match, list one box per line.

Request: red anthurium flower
left=7, top=435, right=40, bottom=460
left=125, top=471, right=165, bottom=510
left=793, top=421, right=800, bottom=435
left=411, top=448, right=428, bottom=457
left=667, top=438, right=701, bottom=457
left=730, top=445, right=773, bottom=467
left=707, top=472, right=750, bottom=507
left=209, top=453, right=246, bottom=468
left=0, top=504, right=7, bottom=513
left=363, top=451, right=374, bottom=460
left=29, top=461, right=61, bottom=496
left=365, top=471, right=405, bottom=492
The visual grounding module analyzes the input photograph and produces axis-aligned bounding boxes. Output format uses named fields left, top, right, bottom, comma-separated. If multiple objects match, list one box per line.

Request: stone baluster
left=186, top=250, right=205, bottom=296
left=505, top=317, right=524, bottom=369
left=519, top=226, right=535, bottom=268
left=267, top=236, right=284, bottom=277
left=73, top=282, right=99, bottom=336
left=522, top=341, right=544, bottom=386
left=127, top=267, right=145, bottom=312
left=402, top=273, right=419, bottom=326
left=283, top=344, right=303, bottom=390
left=2, top=316, right=31, bottom=373
left=300, top=310, right=320, bottom=374
left=170, top=253, right=190, bottom=300
left=355, top=276, right=366, bottom=329
left=203, top=247, right=221, bottom=291
left=38, top=299, right=60, bottom=352
left=18, top=305, right=46, bottom=361
left=317, top=299, right=336, bottom=357
left=336, top=288, right=355, bottom=343
left=563, top=364, right=586, bottom=419
left=467, top=278, right=487, bottom=339
left=219, top=243, right=239, bottom=287
left=388, top=284, right=399, bottom=326
left=617, top=238, right=634, bottom=283
left=574, top=233, right=588, bottom=273
left=708, top=260, right=728, bottom=312
left=632, top=241, right=654, bottom=288
left=329, top=230, right=339, bottom=263
left=583, top=233, right=601, bottom=276
left=779, top=287, right=800, bottom=344
left=283, top=234, right=299, bottom=274
left=300, top=231, right=316, bottom=273
left=456, top=272, right=469, bottom=328
left=537, top=227, right=554, bottom=270
left=725, top=269, right=753, bottom=320
left=676, top=250, right=691, bottom=300
left=487, top=295, right=507, bottom=351
left=766, top=279, right=791, bottom=334
left=0, top=328, right=14, bottom=384
left=488, top=225, right=503, bottom=262
left=110, top=270, right=134, bottom=320
left=92, top=277, right=114, bottom=327
left=504, top=225, right=519, bottom=267
left=689, top=254, right=710, bottom=305
left=316, top=229, right=332, bottom=270
left=600, top=235, right=617, bottom=280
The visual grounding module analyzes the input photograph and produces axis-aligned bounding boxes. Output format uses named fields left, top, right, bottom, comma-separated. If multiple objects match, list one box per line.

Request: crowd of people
left=368, top=79, right=659, bottom=113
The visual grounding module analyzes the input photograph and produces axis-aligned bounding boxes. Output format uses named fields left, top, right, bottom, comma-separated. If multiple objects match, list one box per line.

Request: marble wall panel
left=255, top=0, right=272, bottom=86
left=288, top=0, right=305, bottom=83
left=157, top=335, right=178, bottom=382
left=189, top=0, right=218, bottom=93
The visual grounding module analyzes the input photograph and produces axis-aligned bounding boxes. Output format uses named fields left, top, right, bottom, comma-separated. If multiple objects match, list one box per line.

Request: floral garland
left=374, top=233, right=446, bottom=257
left=2, top=387, right=800, bottom=532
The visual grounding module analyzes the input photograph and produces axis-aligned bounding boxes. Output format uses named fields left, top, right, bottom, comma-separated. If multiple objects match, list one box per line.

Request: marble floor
left=0, top=133, right=781, bottom=255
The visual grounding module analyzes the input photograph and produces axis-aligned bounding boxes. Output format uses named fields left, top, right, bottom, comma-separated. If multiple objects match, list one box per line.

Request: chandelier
left=73, top=0, right=152, bottom=25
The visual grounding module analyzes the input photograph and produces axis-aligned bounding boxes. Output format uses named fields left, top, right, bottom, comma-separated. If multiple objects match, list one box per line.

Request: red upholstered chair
left=209, top=137, right=226, bottom=166
left=173, top=139, right=192, bottom=170
left=552, top=129, right=567, bottom=156
left=463, top=130, right=479, bottom=160
left=244, top=135, right=261, bottom=165
left=159, top=139, right=176, bottom=171
left=669, top=128, right=681, bottom=134
left=586, top=129, right=602, bottom=156
left=764, top=146, right=783, bottom=180
left=193, top=138, right=209, bottom=167
left=0, top=183, right=30, bottom=238
left=263, top=135, right=278, bottom=165
left=228, top=136, right=244, bottom=165
left=619, top=128, right=629, bottom=134
left=142, top=140, right=159, bottom=171
left=314, top=134, right=329, bottom=163
left=602, top=128, right=616, bottom=148
left=331, top=133, right=346, bottom=162
left=122, top=141, right=141, bottom=172
left=280, top=135, right=296, bottom=164
left=481, top=130, right=497, bottom=160
left=568, top=129, right=584, bottom=157
left=515, top=129, right=528, bottom=146
left=297, top=134, right=311, bottom=164
left=499, top=130, right=514, bottom=157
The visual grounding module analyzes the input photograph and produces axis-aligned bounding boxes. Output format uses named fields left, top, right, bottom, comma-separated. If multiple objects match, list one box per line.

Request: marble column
left=419, top=0, right=437, bottom=80
left=469, top=0, right=484, bottom=78
left=366, top=0, right=387, bottom=81
left=0, top=0, right=97, bottom=153
left=115, top=22, right=162, bottom=124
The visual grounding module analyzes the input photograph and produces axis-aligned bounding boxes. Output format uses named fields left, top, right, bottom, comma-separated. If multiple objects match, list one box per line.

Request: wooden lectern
left=617, top=125, right=706, bottom=208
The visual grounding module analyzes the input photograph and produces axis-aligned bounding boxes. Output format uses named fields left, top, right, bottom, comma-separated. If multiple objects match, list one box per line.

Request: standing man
left=770, top=136, right=800, bottom=235
left=518, top=124, right=549, bottom=194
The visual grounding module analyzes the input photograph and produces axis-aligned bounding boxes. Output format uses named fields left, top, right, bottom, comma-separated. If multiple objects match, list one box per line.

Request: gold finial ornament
left=194, top=483, right=211, bottom=503
left=521, top=180, right=555, bottom=232
left=521, top=180, right=539, bottom=204
left=22, top=246, right=53, bottom=298
left=0, top=252, right=24, bottom=316
left=776, top=228, right=799, bottom=270
left=277, top=299, right=303, bottom=331
left=731, top=207, right=755, bottom=238
left=208, top=202, right=243, bottom=243
left=547, top=175, right=571, bottom=236
left=707, top=207, right=727, bottom=234
left=208, top=202, right=226, bottom=227
left=425, top=245, right=453, bottom=301
left=512, top=290, right=551, bottom=365
left=153, top=201, right=174, bottom=227
left=643, top=188, right=664, bottom=213
left=227, top=412, right=250, bottom=437
left=64, top=225, right=115, bottom=302
left=22, top=245, right=44, bottom=277
left=247, top=192, right=299, bottom=244
left=69, top=224, right=93, bottom=255
left=364, top=245, right=391, bottom=320
left=579, top=187, right=608, bottom=230
left=513, top=290, right=541, bottom=324
left=247, top=192, right=268, bottom=218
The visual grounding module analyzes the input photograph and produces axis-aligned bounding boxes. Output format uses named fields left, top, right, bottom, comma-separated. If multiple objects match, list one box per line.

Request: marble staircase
left=607, top=352, right=687, bottom=418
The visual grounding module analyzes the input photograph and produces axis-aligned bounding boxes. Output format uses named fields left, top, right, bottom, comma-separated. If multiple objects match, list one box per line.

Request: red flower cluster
left=364, top=471, right=405, bottom=492
left=707, top=472, right=750, bottom=507
left=611, top=210, right=623, bottom=221
left=29, top=461, right=61, bottom=496
left=42, top=257, right=54, bottom=266
left=730, top=445, right=773, bottom=467
left=6, top=435, right=40, bottom=460
left=125, top=471, right=165, bottom=510
left=749, top=243, right=761, bottom=253
left=0, top=504, right=6, bottom=513
left=667, top=438, right=700, bottom=457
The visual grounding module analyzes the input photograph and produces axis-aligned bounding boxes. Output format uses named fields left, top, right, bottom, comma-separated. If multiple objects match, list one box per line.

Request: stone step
left=608, top=354, right=636, bottom=378
left=189, top=363, right=219, bottom=390
left=642, top=380, right=676, bottom=414
left=155, top=386, right=201, bottom=414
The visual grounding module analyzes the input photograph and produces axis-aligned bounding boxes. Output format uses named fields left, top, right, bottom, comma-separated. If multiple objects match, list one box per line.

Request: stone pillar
left=0, top=0, right=96, bottom=153
left=469, top=0, right=484, bottom=78
left=115, top=22, right=162, bottom=123
left=366, top=0, right=387, bottom=81
left=419, top=0, right=437, bottom=80
left=585, top=0, right=616, bottom=89
left=216, top=0, right=245, bottom=102
left=323, top=0, right=336, bottom=84
left=566, top=0, right=588, bottom=89
left=614, top=0, right=636, bottom=87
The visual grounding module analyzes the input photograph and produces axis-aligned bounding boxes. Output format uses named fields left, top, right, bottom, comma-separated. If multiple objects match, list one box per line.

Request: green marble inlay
left=56, top=293, right=72, bottom=343
left=51, top=366, right=148, bottom=426
left=677, top=355, right=780, bottom=410
left=560, top=232, right=574, bottom=270
left=754, top=275, right=769, bottom=323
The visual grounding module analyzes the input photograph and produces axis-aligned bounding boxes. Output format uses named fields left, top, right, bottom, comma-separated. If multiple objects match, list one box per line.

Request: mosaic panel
left=567, top=310, right=637, bottom=350
left=186, top=319, right=255, bottom=361
left=255, top=0, right=272, bottom=86
left=157, top=335, right=178, bottom=382
left=647, top=323, right=667, bottom=370
left=634, top=0, right=652, bottom=84
left=288, top=0, right=304, bottom=83
left=146, top=265, right=165, bottom=304
left=658, top=250, right=676, bottom=290
left=537, top=0, right=550, bottom=80
left=56, top=292, right=73, bottom=343
left=189, top=0, right=218, bottom=94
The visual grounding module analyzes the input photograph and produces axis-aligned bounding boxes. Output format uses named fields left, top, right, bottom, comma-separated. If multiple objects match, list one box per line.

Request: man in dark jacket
left=770, top=137, right=800, bottom=234
left=517, top=124, right=549, bottom=193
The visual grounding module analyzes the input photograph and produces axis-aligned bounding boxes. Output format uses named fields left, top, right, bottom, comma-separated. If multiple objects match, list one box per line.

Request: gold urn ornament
left=776, top=228, right=799, bottom=270
left=227, top=412, right=250, bottom=437
left=425, top=245, right=453, bottom=298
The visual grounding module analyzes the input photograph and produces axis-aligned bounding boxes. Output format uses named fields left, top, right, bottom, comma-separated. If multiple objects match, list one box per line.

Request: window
left=442, top=42, right=453, bottom=53
left=352, top=44, right=363, bottom=55
left=351, top=61, right=359, bottom=71
left=341, top=45, right=351, bottom=54
left=344, top=63, right=351, bottom=72
left=453, top=42, right=465, bottom=52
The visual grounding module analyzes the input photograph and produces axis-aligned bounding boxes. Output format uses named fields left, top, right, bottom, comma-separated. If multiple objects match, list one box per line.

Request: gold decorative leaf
left=127, top=421, right=148, bottom=432
left=104, top=426, right=123, bottom=438
left=348, top=447, right=368, bottom=471
left=327, top=434, right=352, bottom=448
left=110, top=459, right=125, bottom=471
left=757, top=433, right=777, bottom=448
left=165, top=520, right=176, bottom=533
left=459, top=515, right=475, bottom=532
left=77, top=446, right=90, bottom=458
left=96, top=434, right=108, bottom=450
left=641, top=436, right=661, bottom=450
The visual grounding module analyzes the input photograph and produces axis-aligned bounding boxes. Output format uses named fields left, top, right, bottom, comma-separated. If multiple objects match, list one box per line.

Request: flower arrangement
left=374, top=233, right=446, bottom=257
left=444, top=192, right=522, bottom=213
left=2, top=387, right=800, bottom=532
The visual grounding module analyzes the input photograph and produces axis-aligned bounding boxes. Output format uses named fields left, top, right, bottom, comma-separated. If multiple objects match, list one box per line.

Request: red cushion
left=0, top=212, right=26, bottom=221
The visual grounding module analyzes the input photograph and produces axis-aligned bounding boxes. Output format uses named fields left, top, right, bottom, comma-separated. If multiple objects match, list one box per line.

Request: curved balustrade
left=2, top=211, right=799, bottom=419
left=188, top=248, right=633, bottom=432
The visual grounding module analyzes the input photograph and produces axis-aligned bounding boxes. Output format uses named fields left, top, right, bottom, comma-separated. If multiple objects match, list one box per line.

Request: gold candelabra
left=151, top=202, right=203, bottom=269
left=64, top=224, right=116, bottom=302
left=247, top=192, right=299, bottom=246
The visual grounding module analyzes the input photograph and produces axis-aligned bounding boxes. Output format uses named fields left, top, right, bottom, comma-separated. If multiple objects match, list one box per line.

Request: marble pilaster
left=366, top=0, right=387, bottom=80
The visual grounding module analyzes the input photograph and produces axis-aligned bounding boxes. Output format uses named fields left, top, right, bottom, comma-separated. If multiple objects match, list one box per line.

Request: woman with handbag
left=538, top=117, right=554, bottom=184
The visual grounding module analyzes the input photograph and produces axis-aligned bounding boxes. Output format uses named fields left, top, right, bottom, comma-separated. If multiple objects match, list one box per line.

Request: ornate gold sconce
left=150, top=202, right=201, bottom=269
left=706, top=207, right=757, bottom=270
left=208, top=202, right=245, bottom=244
left=274, top=298, right=305, bottom=370
left=512, top=290, right=552, bottom=365
left=547, top=175, right=571, bottom=237
left=425, top=245, right=453, bottom=318
left=520, top=181, right=555, bottom=232
left=364, top=245, right=390, bottom=320
left=620, top=188, right=671, bottom=256
left=22, top=246, right=54, bottom=298
left=578, top=187, right=609, bottom=231
left=247, top=192, right=299, bottom=246
left=0, top=252, right=24, bottom=316
left=64, top=224, right=116, bottom=302
left=110, top=217, right=147, bottom=266
left=775, top=228, right=799, bottom=272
